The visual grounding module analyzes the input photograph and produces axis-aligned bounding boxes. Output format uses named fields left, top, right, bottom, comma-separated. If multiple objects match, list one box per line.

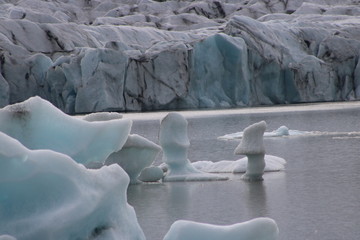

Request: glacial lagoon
left=125, top=102, right=360, bottom=240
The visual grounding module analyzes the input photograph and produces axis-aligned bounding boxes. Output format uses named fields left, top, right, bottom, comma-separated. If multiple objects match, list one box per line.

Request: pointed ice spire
left=235, top=121, right=267, bottom=181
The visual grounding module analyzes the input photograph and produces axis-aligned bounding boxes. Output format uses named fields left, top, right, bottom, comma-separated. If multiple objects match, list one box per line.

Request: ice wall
left=0, top=0, right=359, bottom=113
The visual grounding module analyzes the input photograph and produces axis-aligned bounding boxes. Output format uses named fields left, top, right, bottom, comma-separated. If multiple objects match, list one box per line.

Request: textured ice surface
left=192, top=155, right=286, bottom=173
left=235, top=121, right=267, bottom=181
left=0, top=131, right=145, bottom=240
left=235, top=121, right=266, bottom=155
left=1, top=0, right=360, bottom=113
left=0, top=96, right=132, bottom=164
left=105, top=134, right=161, bottom=184
left=160, top=113, right=228, bottom=181
left=163, top=217, right=279, bottom=240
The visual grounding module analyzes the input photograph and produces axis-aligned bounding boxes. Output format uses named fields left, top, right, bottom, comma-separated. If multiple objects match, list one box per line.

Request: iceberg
left=192, top=155, right=286, bottom=173
left=0, top=96, right=131, bottom=164
left=0, top=131, right=145, bottom=240
left=163, top=217, right=279, bottom=240
left=160, top=113, right=228, bottom=181
left=235, top=121, right=267, bottom=181
left=105, top=134, right=162, bottom=184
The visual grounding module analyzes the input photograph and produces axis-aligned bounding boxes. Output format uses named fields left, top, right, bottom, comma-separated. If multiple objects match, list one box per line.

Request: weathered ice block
left=235, top=121, right=267, bottom=181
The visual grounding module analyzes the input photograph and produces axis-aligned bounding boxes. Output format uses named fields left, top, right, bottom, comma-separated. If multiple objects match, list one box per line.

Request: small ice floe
left=192, top=155, right=286, bottom=173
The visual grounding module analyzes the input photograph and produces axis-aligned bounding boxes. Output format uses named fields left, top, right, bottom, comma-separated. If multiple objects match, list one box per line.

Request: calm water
left=125, top=104, right=360, bottom=240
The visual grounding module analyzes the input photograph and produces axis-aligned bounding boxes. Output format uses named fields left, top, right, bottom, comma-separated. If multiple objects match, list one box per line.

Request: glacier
left=0, top=0, right=359, bottom=113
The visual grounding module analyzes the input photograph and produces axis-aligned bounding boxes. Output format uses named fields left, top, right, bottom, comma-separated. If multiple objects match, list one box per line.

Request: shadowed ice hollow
left=105, top=134, right=162, bottom=184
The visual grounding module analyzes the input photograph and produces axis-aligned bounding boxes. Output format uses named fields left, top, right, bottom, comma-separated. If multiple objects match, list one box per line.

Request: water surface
left=126, top=103, right=360, bottom=240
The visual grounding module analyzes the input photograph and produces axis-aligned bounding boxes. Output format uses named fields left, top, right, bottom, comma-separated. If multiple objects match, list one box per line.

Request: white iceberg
left=160, top=113, right=228, bottom=182
left=0, top=131, right=145, bottom=240
left=163, top=217, right=279, bottom=240
left=192, top=155, right=286, bottom=173
left=105, top=134, right=162, bottom=184
left=235, top=121, right=267, bottom=181
left=0, top=96, right=132, bottom=164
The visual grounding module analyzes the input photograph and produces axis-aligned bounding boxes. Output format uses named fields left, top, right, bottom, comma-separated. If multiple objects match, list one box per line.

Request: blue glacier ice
left=0, top=0, right=359, bottom=113
left=0, top=131, right=145, bottom=240
left=0, top=96, right=131, bottom=164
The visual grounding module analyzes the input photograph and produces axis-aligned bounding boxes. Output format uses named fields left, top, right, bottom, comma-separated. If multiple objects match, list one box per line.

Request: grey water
left=126, top=105, right=360, bottom=240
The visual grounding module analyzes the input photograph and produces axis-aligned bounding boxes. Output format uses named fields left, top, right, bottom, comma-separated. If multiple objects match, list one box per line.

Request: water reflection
left=245, top=181, right=268, bottom=218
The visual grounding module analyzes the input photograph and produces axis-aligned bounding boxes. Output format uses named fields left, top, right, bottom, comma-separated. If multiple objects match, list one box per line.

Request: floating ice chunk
left=0, top=132, right=145, bottom=240
left=192, top=155, right=286, bottom=173
left=163, top=217, right=279, bottom=240
left=235, top=121, right=266, bottom=181
left=219, top=125, right=322, bottom=140
left=160, top=113, right=228, bottom=182
left=0, top=96, right=132, bottom=164
left=105, top=134, right=161, bottom=184
left=272, top=126, right=289, bottom=136
left=138, top=166, right=164, bottom=183
left=82, top=112, right=123, bottom=122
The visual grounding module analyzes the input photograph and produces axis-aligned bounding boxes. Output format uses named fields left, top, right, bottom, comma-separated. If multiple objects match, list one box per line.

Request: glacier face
left=0, top=0, right=360, bottom=113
